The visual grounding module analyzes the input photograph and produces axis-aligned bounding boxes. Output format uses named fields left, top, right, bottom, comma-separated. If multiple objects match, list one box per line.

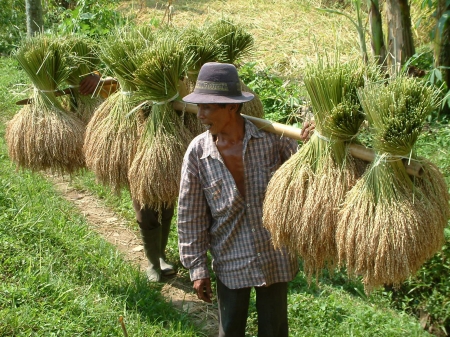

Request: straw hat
left=182, top=62, right=254, bottom=104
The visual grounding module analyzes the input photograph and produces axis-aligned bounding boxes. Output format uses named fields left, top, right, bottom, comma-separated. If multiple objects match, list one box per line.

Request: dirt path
left=48, top=174, right=218, bottom=337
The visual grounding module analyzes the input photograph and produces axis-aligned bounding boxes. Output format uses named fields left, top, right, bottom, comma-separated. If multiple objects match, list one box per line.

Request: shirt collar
left=200, top=118, right=265, bottom=160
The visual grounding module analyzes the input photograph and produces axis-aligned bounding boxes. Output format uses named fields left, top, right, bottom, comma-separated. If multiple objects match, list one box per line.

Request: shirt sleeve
left=177, top=146, right=212, bottom=281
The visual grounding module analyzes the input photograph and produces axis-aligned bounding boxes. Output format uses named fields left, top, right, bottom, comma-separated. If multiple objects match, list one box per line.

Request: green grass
left=0, top=57, right=203, bottom=336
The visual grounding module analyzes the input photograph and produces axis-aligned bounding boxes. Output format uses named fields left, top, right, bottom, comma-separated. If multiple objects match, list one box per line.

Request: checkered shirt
left=177, top=119, right=299, bottom=289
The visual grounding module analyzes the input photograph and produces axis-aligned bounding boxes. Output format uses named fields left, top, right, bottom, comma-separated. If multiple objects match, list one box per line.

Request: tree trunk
left=385, top=0, right=415, bottom=75
left=435, top=0, right=450, bottom=116
left=26, top=0, right=43, bottom=36
left=368, top=0, right=387, bottom=68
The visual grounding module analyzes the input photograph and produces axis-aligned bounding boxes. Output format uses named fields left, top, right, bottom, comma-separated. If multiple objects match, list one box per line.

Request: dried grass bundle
left=83, top=27, right=152, bottom=191
left=206, top=18, right=254, bottom=66
left=7, top=34, right=85, bottom=174
left=337, top=76, right=447, bottom=292
left=131, top=33, right=194, bottom=211
left=6, top=92, right=85, bottom=174
left=263, top=59, right=371, bottom=280
left=62, top=35, right=102, bottom=123
left=83, top=92, right=141, bottom=192
left=240, top=81, right=264, bottom=118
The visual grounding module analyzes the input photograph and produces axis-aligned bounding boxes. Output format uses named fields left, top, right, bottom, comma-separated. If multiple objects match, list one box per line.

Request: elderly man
left=177, top=62, right=312, bottom=337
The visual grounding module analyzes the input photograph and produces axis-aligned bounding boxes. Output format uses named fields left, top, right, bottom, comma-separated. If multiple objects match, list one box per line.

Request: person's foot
left=160, top=258, right=176, bottom=276
left=146, top=267, right=161, bottom=282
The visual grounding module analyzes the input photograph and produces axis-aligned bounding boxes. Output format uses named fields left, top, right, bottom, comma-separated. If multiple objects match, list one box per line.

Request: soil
left=48, top=174, right=218, bottom=337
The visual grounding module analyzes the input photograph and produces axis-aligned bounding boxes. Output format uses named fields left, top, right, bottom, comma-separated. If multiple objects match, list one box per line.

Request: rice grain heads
left=6, top=34, right=85, bottom=174
left=263, top=59, right=371, bottom=280
left=131, top=33, right=194, bottom=212
left=337, top=76, right=448, bottom=292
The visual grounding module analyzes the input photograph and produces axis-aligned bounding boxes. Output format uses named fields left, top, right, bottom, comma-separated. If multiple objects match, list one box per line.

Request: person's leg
left=159, top=205, right=175, bottom=275
left=255, top=282, right=288, bottom=337
left=133, top=201, right=176, bottom=277
left=133, top=201, right=162, bottom=281
left=216, top=277, right=251, bottom=337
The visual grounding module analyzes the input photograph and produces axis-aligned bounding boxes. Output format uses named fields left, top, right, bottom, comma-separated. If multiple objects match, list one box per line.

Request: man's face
left=197, top=103, right=236, bottom=135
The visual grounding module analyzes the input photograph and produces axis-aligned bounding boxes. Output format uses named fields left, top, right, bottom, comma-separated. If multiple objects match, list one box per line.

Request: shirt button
left=247, top=204, right=250, bottom=207
left=252, top=228, right=255, bottom=232
left=257, top=253, right=261, bottom=256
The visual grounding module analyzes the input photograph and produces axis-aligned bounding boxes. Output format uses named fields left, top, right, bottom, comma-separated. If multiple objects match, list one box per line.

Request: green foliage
left=405, top=47, right=450, bottom=121
left=49, top=0, right=126, bottom=39
left=239, top=62, right=307, bottom=124
left=0, top=0, right=26, bottom=54
left=0, top=157, right=201, bottom=336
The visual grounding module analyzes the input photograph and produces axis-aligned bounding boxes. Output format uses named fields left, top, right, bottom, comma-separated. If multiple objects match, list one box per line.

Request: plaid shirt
left=177, top=119, right=299, bottom=289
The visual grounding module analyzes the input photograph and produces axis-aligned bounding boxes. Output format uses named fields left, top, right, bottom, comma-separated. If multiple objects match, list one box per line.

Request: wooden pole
left=172, top=101, right=424, bottom=177
left=15, top=94, right=424, bottom=177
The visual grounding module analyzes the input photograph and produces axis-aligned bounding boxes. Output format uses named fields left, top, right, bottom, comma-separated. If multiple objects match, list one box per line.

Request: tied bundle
left=206, top=19, right=264, bottom=118
left=63, top=35, right=102, bottom=124
left=263, top=58, right=372, bottom=280
left=337, top=76, right=448, bottom=292
left=83, top=27, right=153, bottom=192
left=6, top=34, right=85, bottom=174
left=130, top=33, right=194, bottom=212
left=179, top=25, right=223, bottom=136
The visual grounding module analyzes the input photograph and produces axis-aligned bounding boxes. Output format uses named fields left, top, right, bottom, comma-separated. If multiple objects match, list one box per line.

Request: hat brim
left=182, top=91, right=254, bottom=104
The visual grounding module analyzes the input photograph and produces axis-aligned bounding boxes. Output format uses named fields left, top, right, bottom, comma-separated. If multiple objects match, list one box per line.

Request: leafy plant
left=49, top=0, right=126, bottom=39
left=239, top=62, right=306, bottom=124
left=0, top=0, right=26, bottom=54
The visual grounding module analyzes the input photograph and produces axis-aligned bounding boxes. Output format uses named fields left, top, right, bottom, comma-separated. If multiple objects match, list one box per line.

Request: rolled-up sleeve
left=177, top=147, right=211, bottom=281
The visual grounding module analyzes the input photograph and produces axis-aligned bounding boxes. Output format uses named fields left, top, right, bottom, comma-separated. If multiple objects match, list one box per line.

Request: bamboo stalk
left=172, top=101, right=423, bottom=177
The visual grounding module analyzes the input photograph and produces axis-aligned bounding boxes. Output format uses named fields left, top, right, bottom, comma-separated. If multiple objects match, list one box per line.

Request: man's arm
left=177, top=148, right=213, bottom=302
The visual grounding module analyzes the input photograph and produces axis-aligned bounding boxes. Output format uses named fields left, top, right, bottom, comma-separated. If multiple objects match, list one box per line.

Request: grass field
left=1, top=1, right=449, bottom=336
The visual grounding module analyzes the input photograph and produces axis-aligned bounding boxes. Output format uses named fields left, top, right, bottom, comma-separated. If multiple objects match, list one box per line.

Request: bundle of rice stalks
left=132, top=33, right=194, bottom=212
left=206, top=19, right=264, bottom=118
left=62, top=35, right=103, bottom=123
left=337, top=76, right=447, bottom=292
left=263, top=59, right=373, bottom=280
left=178, top=25, right=222, bottom=135
left=83, top=27, right=152, bottom=192
left=206, top=18, right=254, bottom=66
left=6, top=34, right=85, bottom=174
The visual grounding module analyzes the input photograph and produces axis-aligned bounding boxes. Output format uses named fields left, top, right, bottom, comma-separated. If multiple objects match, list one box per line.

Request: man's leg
left=216, top=277, right=251, bottom=337
left=255, top=282, right=288, bottom=337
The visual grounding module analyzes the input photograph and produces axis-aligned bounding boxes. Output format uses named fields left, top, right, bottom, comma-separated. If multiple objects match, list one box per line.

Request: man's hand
left=193, top=278, right=213, bottom=303
left=79, top=73, right=101, bottom=96
left=299, top=120, right=315, bottom=142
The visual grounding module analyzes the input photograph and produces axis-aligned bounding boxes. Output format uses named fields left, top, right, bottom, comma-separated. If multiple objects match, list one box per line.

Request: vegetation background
left=0, top=0, right=449, bottom=336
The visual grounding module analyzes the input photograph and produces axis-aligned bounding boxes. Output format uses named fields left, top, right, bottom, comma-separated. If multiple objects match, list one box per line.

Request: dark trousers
left=216, top=278, right=289, bottom=337
left=132, top=201, right=174, bottom=230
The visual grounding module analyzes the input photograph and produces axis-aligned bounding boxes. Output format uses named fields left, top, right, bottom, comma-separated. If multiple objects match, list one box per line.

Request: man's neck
left=213, top=115, right=245, bottom=146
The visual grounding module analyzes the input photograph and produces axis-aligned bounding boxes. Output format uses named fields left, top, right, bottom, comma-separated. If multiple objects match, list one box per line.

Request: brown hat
left=182, top=62, right=254, bottom=104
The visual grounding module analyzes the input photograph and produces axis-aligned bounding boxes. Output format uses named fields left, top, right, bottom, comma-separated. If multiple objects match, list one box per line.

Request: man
left=79, top=74, right=175, bottom=282
left=177, top=62, right=312, bottom=337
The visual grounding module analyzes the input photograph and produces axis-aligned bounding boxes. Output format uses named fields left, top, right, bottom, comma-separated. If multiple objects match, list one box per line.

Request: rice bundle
left=337, top=76, right=447, bottom=292
left=62, top=35, right=102, bottom=124
left=263, top=59, right=371, bottom=280
left=6, top=34, right=85, bottom=174
left=131, top=33, right=194, bottom=212
left=206, top=19, right=264, bottom=118
left=83, top=27, right=152, bottom=192
left=179, top=25, right=223, bottom=135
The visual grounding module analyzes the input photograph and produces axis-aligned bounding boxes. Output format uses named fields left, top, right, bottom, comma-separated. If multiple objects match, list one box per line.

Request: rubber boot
left=140, top=227, right=162, bottom=282
left=160, top=208, right=176, bottom=276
